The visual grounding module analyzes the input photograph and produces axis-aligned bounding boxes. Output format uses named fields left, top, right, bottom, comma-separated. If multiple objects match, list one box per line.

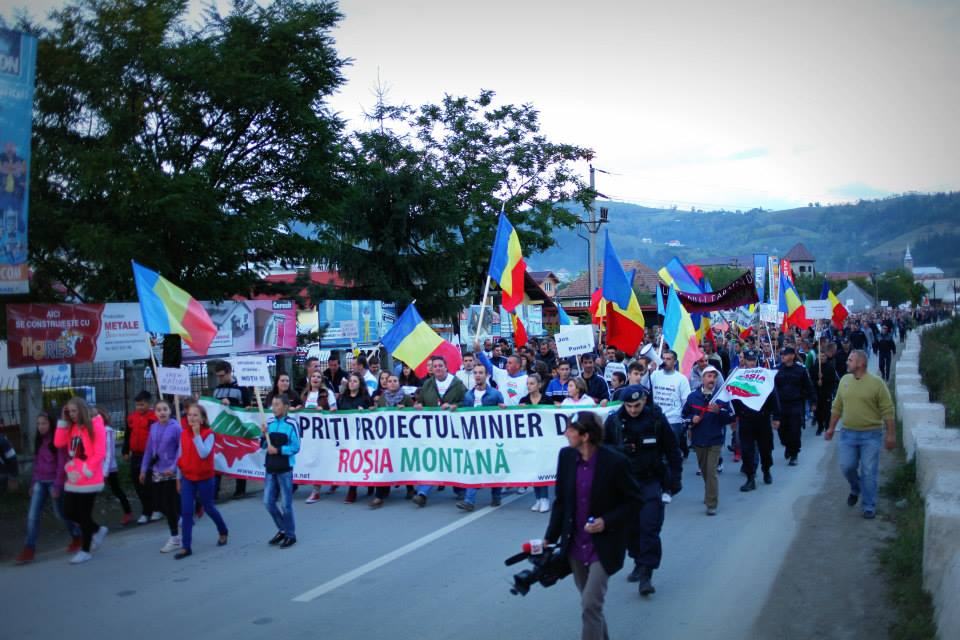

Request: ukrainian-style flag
left=488, top=214, right=526, bottom=312
left=132, top=261, right=217, bottom=356
left=381, top=304, right=462, bottom=378
left=602, top=232, right=645, bottom=354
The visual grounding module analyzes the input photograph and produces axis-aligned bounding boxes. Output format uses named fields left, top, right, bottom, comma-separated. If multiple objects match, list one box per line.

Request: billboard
left=6, top=303, right=150, bottom=367
left=182, top=299, right=298, bottom=359
left=316, top=300, right=396, bottom=348
left=0, top=29, right=38, bottom=294
left=753, top=253, right=767, bottom=303
left=499, top=304, right=545, bottom=339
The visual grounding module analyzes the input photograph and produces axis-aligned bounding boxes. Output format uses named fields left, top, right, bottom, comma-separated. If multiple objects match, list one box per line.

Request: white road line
left=292, top=493, right=523, bottom=602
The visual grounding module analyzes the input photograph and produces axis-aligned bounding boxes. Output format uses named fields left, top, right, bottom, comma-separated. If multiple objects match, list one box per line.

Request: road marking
left=292, top=492, right=523, bottom=602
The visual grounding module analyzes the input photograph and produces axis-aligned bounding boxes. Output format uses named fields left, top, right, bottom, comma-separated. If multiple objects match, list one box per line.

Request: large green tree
left=318, top=91, right=594, bottom=321
left=21, top=0, right=345, bottom=304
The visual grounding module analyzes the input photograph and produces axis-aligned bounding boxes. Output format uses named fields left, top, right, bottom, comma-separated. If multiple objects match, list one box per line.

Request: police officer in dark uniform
left=734, top=350, right=780, bottom=491
left=603, top=384, right=682, bottom=596
left=773, top=346, right=816, bottom=466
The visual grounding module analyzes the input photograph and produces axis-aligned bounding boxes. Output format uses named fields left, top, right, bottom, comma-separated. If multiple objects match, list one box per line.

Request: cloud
left=827, top=182, right=893, bottom=199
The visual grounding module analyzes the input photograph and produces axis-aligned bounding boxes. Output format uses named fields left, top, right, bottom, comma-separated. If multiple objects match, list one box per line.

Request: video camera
left=504, top=539, right=572, bottom=596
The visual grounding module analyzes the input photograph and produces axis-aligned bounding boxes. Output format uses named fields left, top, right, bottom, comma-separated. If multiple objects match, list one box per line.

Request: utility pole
left=581, top=164, right=608, bottom=294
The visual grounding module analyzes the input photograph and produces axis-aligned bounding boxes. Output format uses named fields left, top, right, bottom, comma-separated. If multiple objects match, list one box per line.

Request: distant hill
left=528, top=192, right=960, bottom=277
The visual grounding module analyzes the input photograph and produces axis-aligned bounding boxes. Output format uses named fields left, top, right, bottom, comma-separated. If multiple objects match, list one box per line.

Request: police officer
left=773, top=346, right=816, bottom=466
left=734, top=350, right=780, bottom=491
left=604, top=384, right=682, bottom=596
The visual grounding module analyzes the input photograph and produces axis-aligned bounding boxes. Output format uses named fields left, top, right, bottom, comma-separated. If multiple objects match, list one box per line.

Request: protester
left=412, top=357, right=467, bottom=507
left=339, top=373, right=375, bottom=504
left=301, top=370, right=335, bottom=412
left=123, top=391, right=157, bottom=523
left=873, top=325, right=897, bottom=381
left=15, top=412, right=81, bottom=565
left=811, top=349, right=839, bottom=436
left=140, top=400, right=183, bottom=553
left=578, top=354, right=610, bottom=405
left=546, top=360, right=573, bottom=404
left=475, top=340, right=528, bottom=405
left=176, top=404, right=229, bottom=559
left=370, top=374, right=415, bottom=508
left=519, top=373, right=552, bottom=512
left=322, top=353, right=347, bottom=394
left=398, top=363, right=421, bottom=389
left=213, top=361, right=251, bottom=498
left=650, top=350, right=692, bottom=459
left=55, top=397, right=109, bottom=564
left=683, top=367, right=734, bottom=515
left=825, top=349, right=896, bottom=519
left=603, top=385, right=682, bottom=596
left=353, top=355, right=379, bottom=395
left=262, top=395, right=301, bottom=548
left=266, top=373, right=303, bottom=409
left=373, top=370, right=391, bottom=402
left=456, top=363, right=506, bottom=511
left=95, top=406, right=133, bottom=526
left=545, top=411, right=641, bottom=640
left=732, top=351, right=780, bottom=490
left=774, top=346, right=816, bottom=466
left=562, top=378, right=596, bottom=407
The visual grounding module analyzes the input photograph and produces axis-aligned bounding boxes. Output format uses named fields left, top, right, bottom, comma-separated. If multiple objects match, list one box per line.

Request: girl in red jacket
left=175, top=404, right=228, bottom=559
left=54, top=397, right=108, bottom=564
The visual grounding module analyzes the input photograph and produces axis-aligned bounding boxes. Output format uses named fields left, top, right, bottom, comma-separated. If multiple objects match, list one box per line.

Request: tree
left=318, top=91, right=593, bottom=321
left=876, top=269, right=926, bottom=306
left=21, top=0, right=346, bottom=307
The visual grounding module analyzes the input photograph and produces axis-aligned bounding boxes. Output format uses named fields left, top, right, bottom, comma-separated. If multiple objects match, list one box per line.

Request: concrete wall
left=897, top=322, right=959, bottom=640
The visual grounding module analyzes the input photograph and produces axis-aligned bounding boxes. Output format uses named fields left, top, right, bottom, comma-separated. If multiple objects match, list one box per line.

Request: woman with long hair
left=267, top=373, right=303, bottom=410
left=175, top=404, right=229, bottom=559
left=54, top=397, right=108, bottom=564
left=140, top=400, right=183, bottom=554
left=398, top=364, right=420, bottom=388
left=561, top=378, right=596, bottom=407
left=339, top=373, right=373, bottom=504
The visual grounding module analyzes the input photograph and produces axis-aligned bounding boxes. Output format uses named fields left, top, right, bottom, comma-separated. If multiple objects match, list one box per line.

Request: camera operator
left=603, top=385, right=682, bottom=596
left=545, top=411, right=642, bottom=640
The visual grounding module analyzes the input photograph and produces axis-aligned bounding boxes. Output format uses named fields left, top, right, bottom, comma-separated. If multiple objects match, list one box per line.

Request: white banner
left=201, top=399, right=616, bottom=487
left=231, top=356, right=272, bottom=387
left=714, top=367, right=776, bottom=411
left=157, top=366, right=191, bottom=396
left=804, top=299, right=832, bottom=320
left=555, top=325, right=595, bottom=357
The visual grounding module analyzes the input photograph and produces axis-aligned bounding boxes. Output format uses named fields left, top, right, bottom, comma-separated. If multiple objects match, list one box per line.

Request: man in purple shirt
left=545, top=411, right=641, bottom=640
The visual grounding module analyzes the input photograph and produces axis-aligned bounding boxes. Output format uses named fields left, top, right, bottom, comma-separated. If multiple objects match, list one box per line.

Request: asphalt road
left=2, top=423, right=833, bottom=640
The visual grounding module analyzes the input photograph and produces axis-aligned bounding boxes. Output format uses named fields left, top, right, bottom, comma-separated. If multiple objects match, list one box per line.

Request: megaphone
left=639, top=343, right=662, bottom=367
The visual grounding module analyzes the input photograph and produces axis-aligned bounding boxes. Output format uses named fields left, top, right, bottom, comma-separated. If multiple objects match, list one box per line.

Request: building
left=904, top=246, right=914, bottom=271
left=696, top=255, right=753, bottom=270
left=529, top=270, right=561, bottom=299
left=825, top=271, right=872, bottom=282
left=837, top=281, right=876, bottom=312
left=784, top=242, right=816, bottom=277
left=904, top=245, right=944, bottom=281
left=556, top=260, right=658, bottom=326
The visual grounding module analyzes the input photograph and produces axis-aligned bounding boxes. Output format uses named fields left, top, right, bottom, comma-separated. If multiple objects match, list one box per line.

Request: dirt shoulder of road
left=749, top=437, right=898, bottom=640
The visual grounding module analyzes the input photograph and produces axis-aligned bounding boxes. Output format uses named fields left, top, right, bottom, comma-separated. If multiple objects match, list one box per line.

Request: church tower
left=904, top=245, right=914, bottom=271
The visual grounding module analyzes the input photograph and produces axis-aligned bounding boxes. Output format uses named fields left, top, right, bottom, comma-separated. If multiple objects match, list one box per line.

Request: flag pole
left=144, top=336, right=162, bottom=398
left=475, top=201, right=506, bottom=346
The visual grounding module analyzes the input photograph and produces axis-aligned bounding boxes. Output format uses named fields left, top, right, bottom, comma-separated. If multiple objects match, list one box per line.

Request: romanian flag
left=778, top=270, right=813, bottom=330
left=381, top=303, right=462, bottom=378
left=663, top=285, right=703, bottom=378
left=589, top=288, right=607, bottom=326
left=820, top=280, right=849, bottom=330
left=602, top=233, right=646, bottom=354
left=512, top=313, right=529, bottom=346
left=658, top=257, right=703, bottom=293
left=488, top=214, right=526, bottom=312
left=132, top=261, right=217, bottom=356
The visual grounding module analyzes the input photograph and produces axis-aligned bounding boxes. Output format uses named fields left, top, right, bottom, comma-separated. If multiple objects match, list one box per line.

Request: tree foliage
left=319, top=91, right=594, bottom=320
left=21, top=0, right=346, bottom=303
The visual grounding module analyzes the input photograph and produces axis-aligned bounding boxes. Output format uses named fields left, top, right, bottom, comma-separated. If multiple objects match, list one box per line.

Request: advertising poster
left=753, top=253, right=767, bottom=303
left=6, top=303, right=150, bottom=367
left=459, top=304, right=500, bottom=343
left=499, top=304, right=545, bottom=339
left=0, top=29, right=38, bottom=294
left=767, top=256, right=780, bottom=308
left=316, top=300, right=397, bottom=348
left=182, top=299, right=298, bottom=359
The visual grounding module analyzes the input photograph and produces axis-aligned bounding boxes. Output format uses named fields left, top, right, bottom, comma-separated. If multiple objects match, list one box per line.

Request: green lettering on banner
left=422, top=447, right=437, bottom=472
left=401, top=448, right=420, bottom=472
left=438, top=447, right=452, bottom=473
left=476, top=449, right=492, bottom=475
left=495, top=444, right=510, bottom=473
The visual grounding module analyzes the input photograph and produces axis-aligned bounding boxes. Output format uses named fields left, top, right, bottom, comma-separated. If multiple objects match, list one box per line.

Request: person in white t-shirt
left=561, top=377, right=597, bottom=407
left=456, top=353, right=479, bottom=391
left=353, top=355, right=379, bottom=395
left=474, top=341, right=527, bottom=406
left=650, top=349, right=693, bottom=458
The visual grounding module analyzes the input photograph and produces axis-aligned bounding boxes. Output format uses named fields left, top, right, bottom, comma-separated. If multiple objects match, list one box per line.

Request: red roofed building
left=784, top=242, right=816, bottom=277
left=557, top=261, right=658, bottom=322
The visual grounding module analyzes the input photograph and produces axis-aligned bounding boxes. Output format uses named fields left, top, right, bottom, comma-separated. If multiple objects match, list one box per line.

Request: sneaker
left=696, top=469, right=702, bottom=476
left=91, top=526, right=109, bottom=552
left=70, top=551, right=93, bottom=564
left=136, top=514, right=149, bottom=525
left=847, top=493, right=859, bottom=507
left=150, top=512, right=164, bottom=522
left=456, top=500, right=476, bottom=512
left=279, top=536, right=297, bottom=549
left=14, top=547, right=35, bottom=565
left=268, top=531, right=286, bottom=545
left=67, top=537, right=82, bottom=553
left=120, top=513, right=133, bottom=526
left=530, top=500, right=541, bottom=512
left=412, top=494, right=427, bottom=507
left=538, top=499, right=551, bottom=513
left=517, top=487, right=529, bottom=494
left=369, top=497, right=384, bottom=509
left=160, top=535, right=182, bottom=553
left=717, top=460, right=724, bottom=474
left=706, top=507, right=717, bottom=516
left=305, top=490, right=322, bottom=504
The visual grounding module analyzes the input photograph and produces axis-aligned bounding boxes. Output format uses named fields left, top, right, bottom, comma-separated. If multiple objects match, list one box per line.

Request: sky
left=7, top=0, right=960, bottom=211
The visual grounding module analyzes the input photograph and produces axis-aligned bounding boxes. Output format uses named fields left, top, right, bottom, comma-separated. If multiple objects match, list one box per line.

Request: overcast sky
left=8, top=0, right=960, bottom=210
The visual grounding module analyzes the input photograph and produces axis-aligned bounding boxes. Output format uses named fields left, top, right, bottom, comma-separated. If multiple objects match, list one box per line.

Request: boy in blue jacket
left=261, top=395, right=301, bottom=548
left=682, top=366, right=734, bottom=515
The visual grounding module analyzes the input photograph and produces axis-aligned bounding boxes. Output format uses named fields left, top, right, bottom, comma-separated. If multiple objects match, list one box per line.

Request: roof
left=694, top=255, right=753, bottom=269
left=837, top=281, right=875, bottom=311
left=784, top=242, right=815, bottom=262
left=912, top=267, right=944, bottom=277
left=559, top=260, right=659, bottom=299
left=528, top=270, right=559, bottom=283
left=240, top=270, right=349, bottom=306
left=825, top=271, right=872, bottom=281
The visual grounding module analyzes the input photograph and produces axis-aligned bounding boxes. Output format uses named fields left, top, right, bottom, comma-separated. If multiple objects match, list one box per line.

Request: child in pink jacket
left=54, top=397, right=108, bottom=564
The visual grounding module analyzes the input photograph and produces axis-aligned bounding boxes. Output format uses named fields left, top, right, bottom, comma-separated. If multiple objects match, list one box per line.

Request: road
left=2, top=425, right=833, bottom=640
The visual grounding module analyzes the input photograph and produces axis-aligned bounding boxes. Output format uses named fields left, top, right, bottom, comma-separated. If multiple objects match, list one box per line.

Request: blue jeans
left=180, top=477, right=228, bottom=551
left=264, top=471, right=296, bottom=539
left=25, top=480, right=80, bottom=548
left=463, top=487, right=502, bottom=505
left=839, top=428, right=882, bottom=513
left=534, top=486, right=549, bottom=500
